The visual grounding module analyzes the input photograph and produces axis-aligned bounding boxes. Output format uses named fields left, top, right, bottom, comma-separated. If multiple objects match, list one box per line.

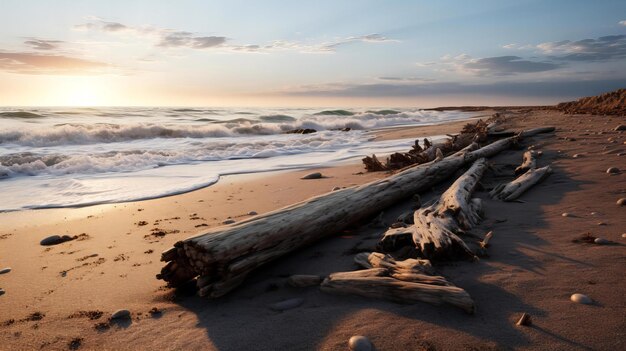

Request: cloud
left=0, top=52, right=109, bottom=75
left=73, top=19, right=396, bottom=54
left=102, top=22, right=128, bottom=32
left=537, top=35, right=626, bottom=61
left=462, top=56, right=561, bottom=76
left=157, top=31, right=227, bottom=49
left=23, top=38, right=64, bottom=50
left=377, top=76, right=435, bottom=82
left=283, top=78, right=626, bottom=99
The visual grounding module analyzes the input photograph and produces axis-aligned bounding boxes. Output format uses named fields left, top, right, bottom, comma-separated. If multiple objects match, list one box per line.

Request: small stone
left=614, top=125, right=626, bottom=131
left=621, top=233, right=626, bottom=238
left=332, top=186, right=341, bottom=191
left=570, top=293, right=592, bottom=304
left=0, top=288, right=5, bottom=296
left=516, top=313, right=532, bottom=326
left=110, top=309, right=131, bottom=320
left=606, top=167, right=620, bottom=174
left=301, top=172, right=322, bottom=180
left=572, top=154, right=582, bottom=158
left=561, top=212, right=571, bottom=217
left=597, top=222, right=607, bottom=226
left=348, top=335, right=372, bottom=351
left=594, top=238, right=611, bottom=245
left=222, top=219, right=235, bottom=225
left=0, top=267, right=11, bottom=274
left=40, top=235, right=62, bottom=246
left=536, top=150, right=543, bottom=156
left=616, top=198, right=626, bottom=206
left=287, top=275, right=322, bottom=288
left=247, top=211, right=258, bottom=216
left=149, top=307, right=162, bottom=316
left=269, top=298, right=304, bottom=311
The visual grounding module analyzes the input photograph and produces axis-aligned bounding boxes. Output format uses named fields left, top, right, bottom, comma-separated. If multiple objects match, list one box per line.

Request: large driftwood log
left=490, top=165, right=552, bottom=201
left=321, top=252, right=474, bottom=313
left=158, top=127, right=555, bottom=297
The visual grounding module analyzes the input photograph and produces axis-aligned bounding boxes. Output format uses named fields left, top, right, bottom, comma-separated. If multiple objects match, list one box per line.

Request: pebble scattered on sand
left=614, top=124, right=626, bottom=131
left=0, top=267, right=11, bottom=274
left=516, top=313, right=532, bottom=326
left=110, top=309, right=131, bottom=320
left=606, top=167, right=620, bottom=174
left=332, top=186, right=341, bottom=191
left=40, top=235, right=74, bottom=246
left=594, top=238, right=611, bottom=245
left=348, top=335, right=372, bottom=351
left=0, top=288, right=5, bottom=296
left=222, top=219, right=236, bottom=225
left=287, top=275, right=322, bottom=288
left=269, top=298, right=304, bottom=311
left=301, top=172, right=322, bottom=180
left=570, top=293, right=592, bottom=305
left=616, top=198, right=626, bottom=206
left=572, top=154, right=582, bottom=158
left=621, top=233, right=626, bottom=238
left=561, top=212, right=571, bottom=217
left=247, top=211, right=258, bottom=216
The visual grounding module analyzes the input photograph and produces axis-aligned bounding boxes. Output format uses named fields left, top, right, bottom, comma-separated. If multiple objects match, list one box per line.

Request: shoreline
left=1, top=109, right=624, bottom=350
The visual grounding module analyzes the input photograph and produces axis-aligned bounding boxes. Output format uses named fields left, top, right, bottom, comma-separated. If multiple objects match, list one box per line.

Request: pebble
left=287, top=275, right=322, bottom=288
left=111, top=309, right=131, bottom=320
left=561, top=212, right=571, bottom=217
left=617, top=198, right=626, bottom=206
left=247, top=211, right=258, bottom=216
left=572, top=154, right=582, bottom=158
left=570, top=293, right=592, bottom=305
left=621, top=233, right=626, bottom=238
left=606, top=167, right=620, bottom=174
left=269, top=298, right=304, bottom=311
left=516, top=313, right=532, bottom=326
left=332, top=186, right=341, bottom=191
left=0, top=267, right=11, bottom=274
left=0, top=288, right=4, bottom=296
left=594, top=238, right=611, bottom=245
left=614, top=125, right=626, bottom=131
left=301, top=172, right=322, bottom=180
left=40, top=235, right=74, bottom=246
left=222, top=219, right=236, bottom=225
left=348, top=335, right=372, bottom=351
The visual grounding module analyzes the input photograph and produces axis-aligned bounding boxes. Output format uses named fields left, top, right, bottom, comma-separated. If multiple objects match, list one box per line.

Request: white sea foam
left=0, top=106, right=473, bottom=211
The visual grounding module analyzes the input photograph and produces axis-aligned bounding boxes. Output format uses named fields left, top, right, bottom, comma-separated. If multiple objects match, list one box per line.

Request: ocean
left=0, top=107, right=473, bottom=211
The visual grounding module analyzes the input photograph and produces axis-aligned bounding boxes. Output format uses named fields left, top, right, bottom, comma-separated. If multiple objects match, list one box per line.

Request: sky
left=0, top=0, right=625, bottom=107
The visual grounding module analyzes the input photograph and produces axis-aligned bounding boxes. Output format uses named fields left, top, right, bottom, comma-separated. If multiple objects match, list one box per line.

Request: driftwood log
left=379, top=158, right=489, bottom=260
left=158, top=127, right=554, bottom=297
left=321, top=252, right=474, bottom=313
left=490, top=166, right=552, bottom=201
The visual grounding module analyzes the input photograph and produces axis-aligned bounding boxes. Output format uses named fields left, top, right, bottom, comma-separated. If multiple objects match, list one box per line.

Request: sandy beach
left=1, top=107, right=624, bottom=350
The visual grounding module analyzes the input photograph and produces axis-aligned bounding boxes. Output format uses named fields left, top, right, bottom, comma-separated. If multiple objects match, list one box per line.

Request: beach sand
left=1, top=109, right=624, bottom=350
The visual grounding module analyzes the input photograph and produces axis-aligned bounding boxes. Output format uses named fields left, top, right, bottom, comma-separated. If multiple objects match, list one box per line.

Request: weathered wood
left=158, top=126, right=555, bottom=297
left=490, top=165, right=552, bottom=201
left=514, top=150, right=537, bottom=176
left=354, top=252, right=434, bottom=275
left=320, top=269, right=474, bottom=313
left=411, top=158, right=489, bottom=260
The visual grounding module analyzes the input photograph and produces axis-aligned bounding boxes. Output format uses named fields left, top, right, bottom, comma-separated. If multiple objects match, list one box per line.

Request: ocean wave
left=314, top=109, right=355, bottom=116
left=0, top=109, right=471, bottom=147
left=0, top=132, right=363, bottom=177
left=0, top=111, right=44, bottom=119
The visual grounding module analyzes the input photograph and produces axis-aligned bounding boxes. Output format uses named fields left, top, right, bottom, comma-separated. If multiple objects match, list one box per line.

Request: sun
left=54, top=77, right=109, bottom=106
